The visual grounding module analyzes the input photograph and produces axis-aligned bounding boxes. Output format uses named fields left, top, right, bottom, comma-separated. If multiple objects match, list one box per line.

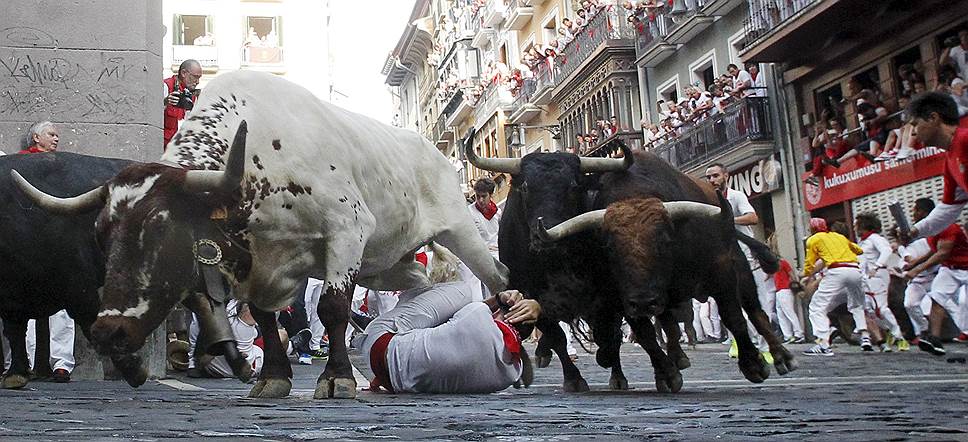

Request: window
left=245, top=16, right=283, bottom=47
left=173, top=14, right=214, bottom=46
left=656, top=75, right=680, bottom=106
left=891, top=46, right=924, bottom=98
left=814, top=83, right=844, bottom=125
left=689, top=49, right=717, bottom=91
left=541, top=9, right=559, bottom=45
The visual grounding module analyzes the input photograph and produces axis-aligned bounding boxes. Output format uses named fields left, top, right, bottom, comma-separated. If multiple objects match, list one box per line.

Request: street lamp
left=504, top=123, right=562, bottom=153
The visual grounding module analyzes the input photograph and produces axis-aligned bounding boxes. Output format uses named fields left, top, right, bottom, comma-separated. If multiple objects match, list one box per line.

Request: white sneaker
left=802, top=344, right=834, bottom=356
left=298, top=353, right=313, bottom=365
left=895, top=146, right=915, bottom=160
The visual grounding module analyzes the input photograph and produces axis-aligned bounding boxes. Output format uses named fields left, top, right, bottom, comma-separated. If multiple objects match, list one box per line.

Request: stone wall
left=0, top=0, right=163, bottom=160
left=0, top=0, right=166, bottom=380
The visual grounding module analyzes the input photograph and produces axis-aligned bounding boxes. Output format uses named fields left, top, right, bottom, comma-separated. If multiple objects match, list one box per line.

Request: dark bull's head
left=11, top=121, right=249, bottom=358
left=539, top=198, right=721, bottom=317
left=465, top=134, right=631, bottom=251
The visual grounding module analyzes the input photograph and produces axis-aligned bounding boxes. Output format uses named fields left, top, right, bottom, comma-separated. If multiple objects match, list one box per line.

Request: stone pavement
left=1, top=341, right=967, bottom=441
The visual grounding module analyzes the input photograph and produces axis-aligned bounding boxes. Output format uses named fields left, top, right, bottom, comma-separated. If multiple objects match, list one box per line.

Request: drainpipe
left=765, top=63, right=806, bottom=266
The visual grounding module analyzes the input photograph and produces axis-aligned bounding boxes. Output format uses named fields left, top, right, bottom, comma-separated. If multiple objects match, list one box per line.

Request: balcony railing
left=740, top=0, right=820, bottom=52
left=243, top=46, right=283, bottom=65
left=172, top=45, right=218, bottom=69
left=634, top=14, right=674, bottom=55
left=431, top=113, right=452, bottom=146
left=556, top=5, right=638, bottom=83
left=474, top=82, right=514, bottom=124
left=509, top=78, right=538, bottom=114
left=651, top=97, right=773, bottom=170
left=582, top=131, right=645, bottom=157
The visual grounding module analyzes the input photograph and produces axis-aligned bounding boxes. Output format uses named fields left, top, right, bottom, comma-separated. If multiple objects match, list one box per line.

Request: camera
left=175, top=89, right=195, bottom=111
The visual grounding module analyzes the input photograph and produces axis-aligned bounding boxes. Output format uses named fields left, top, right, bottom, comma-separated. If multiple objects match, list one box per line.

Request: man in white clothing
left=460, top=178, right=502, bottom=301
left=728, top=64, right=753, bottom=98
left=25, top=310, right=74, bottom=383
left=899, top=199, right=942, bottom=338
left=360, top=283, right=538, bottom=394
left=854, top=213, right=906, bottom=351
left=188, top=300, right=269, bottom=378
left=704, top=163, right=770, bottom=358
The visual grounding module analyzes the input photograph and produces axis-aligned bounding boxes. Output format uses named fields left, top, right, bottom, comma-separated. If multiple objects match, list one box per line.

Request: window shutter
left=275, top=16, right=284, bottom=46
left=206, top=15, right=215, bottom=36
left=173, top=14, right=184, bottom=45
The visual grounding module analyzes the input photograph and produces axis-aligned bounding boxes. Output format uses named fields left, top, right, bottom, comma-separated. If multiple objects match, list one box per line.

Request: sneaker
left=728, top=340, right=739, bottom=358
left=880, top=343, right=893, bottom=353
left=897, top=339, right=910, bottom=352
left=52, top=368, right=71, bottom=383
left=297, top=353, right=313, bottom=365
left=803, top=344, right=834, bottom=356
left=861, top=336, right=874, bottom=352
left=917, top=335, right=946, bottom=356
left=874, top=151, right=896, bottom=162
left=791, top=336, right=808, bottom=344
left=895, top=146, right=915, bottom=160
left=955, top=333, right=968, bottom=343
left=308, top=348, right=329, bottom=359
left=289, top=328, right=313, bottom=355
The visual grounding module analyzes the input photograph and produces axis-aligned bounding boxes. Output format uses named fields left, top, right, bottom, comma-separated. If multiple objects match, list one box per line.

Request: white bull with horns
left=12, top=70, right=510, bottom=399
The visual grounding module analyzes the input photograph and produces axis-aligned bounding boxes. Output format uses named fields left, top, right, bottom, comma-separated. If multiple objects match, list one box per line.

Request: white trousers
left=305, top=278, right=327, bottom=350
left=808, top=267, right=867, bottom=343
left=927, top=267, right=968, bottom=332
left=863, top=269, right=902, bottom=337
left=692, top=299, right=720, bottom=340
left=1, top=321, right=10, bottom=372
left=26, top=310, right=75, bottom=373
left=775, top=289, right=803, bottom=338
left=904, top=277, right=935, bottom=336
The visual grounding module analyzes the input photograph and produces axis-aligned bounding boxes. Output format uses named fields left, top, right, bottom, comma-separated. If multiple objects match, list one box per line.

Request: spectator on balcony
left=877, top=95, right=921, bottom=162
left=542, top=40, right=559, bottom=59
left=689, top=87, right=715, bottom=121
left=728, top=64, right=753, bottom=98
left=898, top=63, right=925, bottom=98
left=557, top=26, right=574, bottom=46
left=940, top=29, right=968, bottom=85
left=610, top=116, right=621, bottom=133
left=745, top=62, right=768, bottom=97
left=949, top=78, right=968, bottom=118
left=708, top=84, right=731, bottom=115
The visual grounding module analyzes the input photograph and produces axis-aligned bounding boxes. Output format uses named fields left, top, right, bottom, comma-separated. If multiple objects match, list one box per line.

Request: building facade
left=162, top=0, right=332, bottom=99
left=740, top=0, right=968, bottom=250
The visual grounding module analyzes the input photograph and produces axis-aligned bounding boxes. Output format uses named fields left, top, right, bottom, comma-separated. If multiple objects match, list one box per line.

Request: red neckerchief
left=476, top=201, right=498, bottom=220
left=494, top=320, right=521, bottom=360
left=861, top=231, right=874, bottom=241
left=18, top=145, right=47, bottom=154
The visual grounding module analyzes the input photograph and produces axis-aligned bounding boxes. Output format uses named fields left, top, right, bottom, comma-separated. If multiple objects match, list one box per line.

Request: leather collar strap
left=194, top=238, right=228, bottom=303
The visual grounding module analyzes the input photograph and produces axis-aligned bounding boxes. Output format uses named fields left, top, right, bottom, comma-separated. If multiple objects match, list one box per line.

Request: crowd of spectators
left=805, top=29, right=968, bottom=185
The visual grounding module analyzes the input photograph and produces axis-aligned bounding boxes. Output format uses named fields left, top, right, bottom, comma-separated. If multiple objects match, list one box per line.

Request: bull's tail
left=737, top=232, right=779, bottom=274
left=715, top=190, right=779, bottom=274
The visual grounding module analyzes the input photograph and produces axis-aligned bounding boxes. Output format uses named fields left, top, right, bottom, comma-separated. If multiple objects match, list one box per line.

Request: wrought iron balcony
left=473, top=82, right=514, bottom=125
left=634, top=1, right=716, bottom=66
left=739, top=0, right=820, bottom=57
left=650, top=97, right=774, bottom=171
left=582, top=131, right=645, bottom=157
left=556, top=5, right=638, bottom=85
left=506, top=0, right=534, bottom=30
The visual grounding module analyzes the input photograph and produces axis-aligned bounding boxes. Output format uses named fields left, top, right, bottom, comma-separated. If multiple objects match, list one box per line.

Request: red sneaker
left=955, top=333, right=968, bottom=343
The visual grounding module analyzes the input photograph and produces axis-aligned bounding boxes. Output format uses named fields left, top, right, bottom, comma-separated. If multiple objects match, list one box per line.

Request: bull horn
left=464, top=129, right=521, bottom=174
left=536, top=210, right=606, bottom=242
left=182, top=120, right=248, bottom=194
left=664, top=201, right=722, bottom=219
left=10, top=170, right=107, bottom=215
left=578, top=152, right=633, bottom=173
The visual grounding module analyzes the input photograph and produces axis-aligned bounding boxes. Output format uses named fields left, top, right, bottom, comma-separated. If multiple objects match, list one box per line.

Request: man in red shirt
left=904, top=222, right=968, bottom=355
left=19, top=121, right=59, bottom=154
left=909, top=93, right=968, bottom=239
left=163, top=59, right=202, bottom=149
left=772, top=258, right=805, bottom=344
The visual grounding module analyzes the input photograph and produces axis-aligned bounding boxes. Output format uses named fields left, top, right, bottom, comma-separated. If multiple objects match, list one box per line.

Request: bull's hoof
left=675, top=354, right=691, bottom=370
left=535, top=354, right=552, bottom=369
left=313, top=377, right=357, bottom=399
left=235, top=362, right=254, bottom=384
left=608, top=374, right=629, bottom=391
left=654, top=371, right=683, bottom=394
left=1, top=373, right=28, bottom=390
left=248, top=378, right=292, bottom=398
left=771, top=346, right=798, bottom=375
left=562, top=377, right=590, bottom=393
left=738, top=352, right=770, bottom=384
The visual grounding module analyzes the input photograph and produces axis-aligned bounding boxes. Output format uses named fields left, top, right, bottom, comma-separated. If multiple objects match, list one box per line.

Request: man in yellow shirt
left=801, top=218, right=870, bottom=356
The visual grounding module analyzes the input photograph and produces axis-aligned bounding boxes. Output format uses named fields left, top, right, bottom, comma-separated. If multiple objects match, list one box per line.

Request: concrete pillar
left=0, top=0, right=165, bottom=380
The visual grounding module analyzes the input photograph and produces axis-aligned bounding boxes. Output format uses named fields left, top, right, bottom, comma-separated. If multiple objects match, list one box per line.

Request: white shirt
left=900, top=238, right=939, bottom=282
left=733, top=70, right=753, bottom=97
left=858, top=232, right=892, bottom=274
left=468, top=202, right=501, bottom=255
left=949, top=45, right=968, bottom=84
left=725, top=188, right=755, bottom=237
left=750, top=70, right=767, bottom=97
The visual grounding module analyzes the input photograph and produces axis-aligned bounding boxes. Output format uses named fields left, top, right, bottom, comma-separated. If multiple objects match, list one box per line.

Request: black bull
left=0, top=152, right=134, bottom=389
left=476, top=145, right=797, bottom=392
left=0, top=153, right=249, bottom=389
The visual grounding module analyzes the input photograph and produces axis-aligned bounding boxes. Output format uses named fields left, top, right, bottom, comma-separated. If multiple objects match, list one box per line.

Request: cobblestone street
left=3, top=342, right=967, bottom=441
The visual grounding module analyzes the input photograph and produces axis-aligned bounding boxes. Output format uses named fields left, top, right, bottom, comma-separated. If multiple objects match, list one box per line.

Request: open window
left=173, top=14, right=214, bottom=46
left=244, top=16, right=284, bottom=64
left=689, top=49, right=717, bottom=91
left=657, top=75, right=680, bottom=105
